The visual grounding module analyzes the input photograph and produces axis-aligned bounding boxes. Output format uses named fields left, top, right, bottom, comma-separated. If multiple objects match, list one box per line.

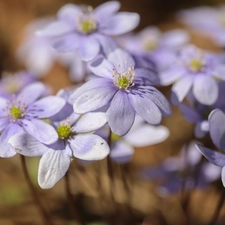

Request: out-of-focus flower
left=160, top=45, right=225, bottom=105
left=9, top=90, right=109, bottom=189
left=196, top=109, right=225, bottom=187
left=177, top=5, right=225, bottom=47
left=0, top=82, right=65, bottom=158
left=71, top=48, right=171, bottom=136
left=37, top=1, right=140, bottom=61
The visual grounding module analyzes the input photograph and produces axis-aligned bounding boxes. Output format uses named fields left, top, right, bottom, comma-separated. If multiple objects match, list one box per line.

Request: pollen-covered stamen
left=112, top=62, right=136, bottom=90
left=77, top=6, right=97, bottom=34
left=57, top=118, right=72, bottom=139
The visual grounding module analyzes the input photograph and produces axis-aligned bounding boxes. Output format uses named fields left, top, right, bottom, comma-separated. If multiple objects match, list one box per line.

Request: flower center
left=112, top=63, right=135, bottom=90
left=144, top=39, right=158, bottom=51
left=189, top=59, right=204, bottom=72
left=77, top=7, right=97, bottom=34
left=10, top=106, right=22, bottom=119
left=57, top=125, right=71, bottom=139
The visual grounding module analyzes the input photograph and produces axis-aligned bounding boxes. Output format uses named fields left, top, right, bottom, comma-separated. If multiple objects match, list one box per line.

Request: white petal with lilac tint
left=221, top=167, right=225, bottom=187
left=159, top=67, right=184, bottom=85
left=73, top=112, right=106, bottom=133
left=69, top=134, right=109, bottom=160
left=102, top=12, right=140, bottom=36
left=171, top=75, right=193, bottom=102
left=18, top=82, right=45, bottom=104
left=125, top=124, right=169, bottom=147
left=73, top=86, right=116, bottom=114
left=36, top=21, right=74, bottom=37
left=9, top=133, right=48, bottom=157
left=180, top=103, right=202, bottom=123
left=194, top=122, right=208, bottom=138
left=23, top=119, right=58, bottom=145
left=77, top=36, right=100, bottom=61
left=69, top=78, right=112, bottom=104
left=0, top=123, right=23, bottom=158
left=52, top=34, right=79, bottom=52
left=110, top=141, right=134, bottom=164
left=193, top=75, right=218, bottom=105
left=196, top=144, right=225, bottom=167
left=38, top=149, right=71, bottom=189
left=129, top=90, right=162, bottom=125
left=203, top=163, right=221, bottom=182
left=213, top=65, right=225, bottom=81
left=0, top=97, right=8, bottom=116
left=108, top=48, right=135, bottom=72
left=0, top=118, right=9, bottom=132
left=106, top=91, right=135, bottom=136
left=209, top=109, right=225, bottom=150
left=94, top=1, right=120, bottom=21
left=28, top=96, right=66, bottom=118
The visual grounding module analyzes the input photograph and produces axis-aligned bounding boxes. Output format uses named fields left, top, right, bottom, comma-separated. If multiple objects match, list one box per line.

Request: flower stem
left=20, top=155, right=53, bottom=225
left=208, top=190, right=225, bottom=225
left=64, top=171, right=85, bottom=225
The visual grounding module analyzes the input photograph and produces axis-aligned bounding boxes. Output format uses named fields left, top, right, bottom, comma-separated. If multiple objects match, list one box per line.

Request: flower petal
left=221, top=167, right=225, bottom=187
left=69, top=134, right=110, bottom=160
left=0, top=97, right=8, bottom=116
left=102, top=12, right=140, bottom=36
left=38, top=149, right=70, bottom=189
left=180, top=103, right=202, bottom=123
left=193, top=75, right=218, bottom=105
left=196, top=144, right=225, bottom=167
left=73, top=112, right=107, bottom=133
left=209, top=109, right=225, bottom=150
left=9, top=132, right=48, bottom=156
left=106, top=90, right=135, bottom=136
left=23, top=118, right=58, bottom=145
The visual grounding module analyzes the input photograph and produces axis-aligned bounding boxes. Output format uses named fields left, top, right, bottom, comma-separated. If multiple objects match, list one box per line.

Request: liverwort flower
left=196, top=109, right=225, bottom=187
left=159, top=45, right=225, bottom=105
left=71, top=48, right=171, bottom=136
left=0, top=82, right=66, bottom=158
left=37, top=1, right=140, bottom=61
left=9, top=89, right=109, bottom=189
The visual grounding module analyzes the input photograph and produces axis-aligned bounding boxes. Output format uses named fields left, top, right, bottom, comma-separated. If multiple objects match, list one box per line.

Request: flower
left=0, top=82, right=65, bottom=158
left=71, top=48, right=171, bottom=136
left=196, top=109, right=225, bottom=187
left=37, top=1, right=140, bottom=61
left=9, top=90, right=109, bottom=189
left=159, top=45, right=225, bottom=105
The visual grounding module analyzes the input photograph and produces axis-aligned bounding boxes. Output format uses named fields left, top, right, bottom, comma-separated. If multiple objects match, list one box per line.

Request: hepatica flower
left=0, top=82, right=65, bottom=158
left=71, top=49, right=171, bottom=136
left=9, top=90, right=109, bottom=189
left=37, top=1, right=140, bottom=61
left=196, top=109, right=225, bottom=187
left=160, top=45, right=225, bottom=105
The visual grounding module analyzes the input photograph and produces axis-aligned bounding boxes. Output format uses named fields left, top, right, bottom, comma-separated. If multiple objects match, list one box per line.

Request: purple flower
left=160, top=45, right=225, bottom=105
left=0, top=82, right=65, bottom=158
left=196, top=109, right=225, bottom=187
left=37, top=1, right=140, bottom=61
left=71, top=49, right=171, bottom=136
left=9, top=91, right=109, bottom=189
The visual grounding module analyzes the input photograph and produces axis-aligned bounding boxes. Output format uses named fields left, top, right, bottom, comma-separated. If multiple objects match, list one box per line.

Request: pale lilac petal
left=23, top=119, right=58, bottom=145
left=0, top=97, right=8, bottom=116
left=18, top=82, right=45, bottom=104
left=221, top=167, right=225, bottom=187
left=213, top=65, right=225, bottom=81
left=89, top=56, right=114, bottom=79
left=106, top=91, right=135, bottom=136
left=38, top=149, right=71, bottom=189
left=0, top=123, right=23, bottom=158
left=0, top=118, right=9, bottom=131
left=209, top=109, right=225, bottom=150
left=171, top=75, right=193, bottom=102
left=69, top=134, right=110, bottom=160
left=28, top=96, right=65, bottom=118
left=193, top=75, right=218, bottom=105
left=180, top=103, right=202, bottom=123
left=102, top=12, right=140, bottom=35
left=194, top=122, right=208, bottom=138
left=36, top=21, right=74, bottom=37
left=77, top=36, right=100, bottom=61
left=108, top=48, right=135, bottom=71
left=52, top=34, right=79, bottom=52
left=202, top=163, right=221, bottom=182
left=125, top=124, right=169, bottom=147
left=73, top=86, right=117, bottom=114
left=110, top=141, right=134, bottom=164
left=129, top=90, right=162, bottom=125
left=9, top=132, right=48, bottom=156
left=196, top=144, right=225, bottom=167
left=73, top=112, right=107, bottom=133
left=135, top=68, right=159, bottom=85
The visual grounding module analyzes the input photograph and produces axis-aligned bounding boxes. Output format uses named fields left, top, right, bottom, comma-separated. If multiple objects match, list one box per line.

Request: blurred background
left=0, top=0, right=225, bottom=224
